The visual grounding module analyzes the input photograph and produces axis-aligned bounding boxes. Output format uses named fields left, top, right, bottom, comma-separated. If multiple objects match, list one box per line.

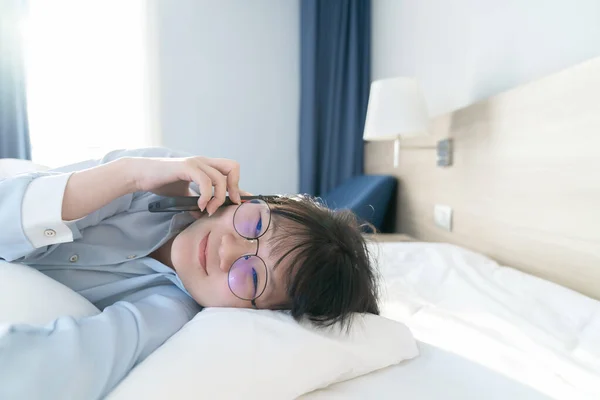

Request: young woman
left=0, top=147, right=379, bottom=399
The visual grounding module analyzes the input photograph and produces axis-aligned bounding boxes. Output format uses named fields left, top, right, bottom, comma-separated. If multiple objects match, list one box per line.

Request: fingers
left=193, top=162, right=228, bottom=215
left=204, top=169, right=227, bottom=216
left=239, top=189, right=254, bottom=196
left=184, top=160, right=213, bottom=212
left=182, top=157, right=242, bottom=215
left=226, top=168, right=241, bottom=204
left=203, top=158, right=242, bottom=205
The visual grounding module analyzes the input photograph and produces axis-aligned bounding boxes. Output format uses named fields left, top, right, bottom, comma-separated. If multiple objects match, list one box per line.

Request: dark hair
left=266, top=195, right=380, bottom=329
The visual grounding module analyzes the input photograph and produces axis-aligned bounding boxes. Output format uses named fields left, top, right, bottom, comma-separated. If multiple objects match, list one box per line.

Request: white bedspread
left=301, top=342, right=551, bottom=400
left=372, top=242, right=600, bottom=400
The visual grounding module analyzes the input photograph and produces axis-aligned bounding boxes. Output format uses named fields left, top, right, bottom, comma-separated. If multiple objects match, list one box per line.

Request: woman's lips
left=198, top=232, right=209, bottom=273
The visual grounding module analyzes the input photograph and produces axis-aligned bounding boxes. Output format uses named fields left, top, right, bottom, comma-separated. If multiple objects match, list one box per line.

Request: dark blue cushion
left=320, top=175, right=397, bottom=232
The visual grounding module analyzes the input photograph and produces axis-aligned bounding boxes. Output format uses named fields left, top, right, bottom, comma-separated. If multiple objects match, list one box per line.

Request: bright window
left=22, top=0, right=157, bottom=168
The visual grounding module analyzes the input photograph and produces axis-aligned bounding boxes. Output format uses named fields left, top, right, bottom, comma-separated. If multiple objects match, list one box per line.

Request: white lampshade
left=363, top=77, right=429, bottom=141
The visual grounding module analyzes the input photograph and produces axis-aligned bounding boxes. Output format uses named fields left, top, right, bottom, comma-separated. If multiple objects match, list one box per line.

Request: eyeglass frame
left=230, top=197, right=273, bottom=308
left=147, top=194, right=280, bottom=308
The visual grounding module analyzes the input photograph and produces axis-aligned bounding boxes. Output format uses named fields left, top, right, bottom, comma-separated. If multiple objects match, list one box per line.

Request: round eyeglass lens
left=233, top=199, right=270, bottom=240
left=228, top=255, right=268, bottom=300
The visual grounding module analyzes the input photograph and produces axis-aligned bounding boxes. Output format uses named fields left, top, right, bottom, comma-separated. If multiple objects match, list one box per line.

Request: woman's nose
left=218, top=233, right=256, bottom=273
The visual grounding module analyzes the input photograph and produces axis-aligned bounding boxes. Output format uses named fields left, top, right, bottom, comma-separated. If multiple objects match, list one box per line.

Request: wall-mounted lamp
left=363, top=77, right=431, bottom=168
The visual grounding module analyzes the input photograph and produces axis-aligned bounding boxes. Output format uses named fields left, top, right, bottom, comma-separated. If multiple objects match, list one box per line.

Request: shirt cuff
left=22, top=173, right=77, bottom=248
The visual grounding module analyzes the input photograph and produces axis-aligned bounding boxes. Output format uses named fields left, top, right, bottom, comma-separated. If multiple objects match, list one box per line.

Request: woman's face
left=170, top=205, right=290, bottom=309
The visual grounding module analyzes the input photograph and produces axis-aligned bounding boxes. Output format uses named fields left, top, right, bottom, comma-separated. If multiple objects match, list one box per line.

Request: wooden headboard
left=365, top=57, right=600, bottom=300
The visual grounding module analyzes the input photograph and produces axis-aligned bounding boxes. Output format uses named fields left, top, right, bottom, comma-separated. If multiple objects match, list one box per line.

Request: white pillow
left=0, top=261, right=100, bottom=326
left=108, top=308, right=419, bottom=399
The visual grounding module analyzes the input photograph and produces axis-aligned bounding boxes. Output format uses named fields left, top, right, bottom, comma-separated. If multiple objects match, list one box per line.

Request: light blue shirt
left=0, top=148, right=203, bottom=399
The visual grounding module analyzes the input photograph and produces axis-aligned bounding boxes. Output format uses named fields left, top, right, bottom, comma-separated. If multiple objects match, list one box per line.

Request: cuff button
left=44, top=229, right=56, bottom=237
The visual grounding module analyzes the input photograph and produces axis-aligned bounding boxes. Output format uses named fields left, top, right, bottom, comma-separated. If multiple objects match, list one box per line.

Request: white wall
left=372, top=0, right=600, bottom=116
left=153, top=0, right=299, bottom=194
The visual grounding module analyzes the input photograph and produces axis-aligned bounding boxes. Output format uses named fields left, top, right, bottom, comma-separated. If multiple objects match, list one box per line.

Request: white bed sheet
left=300, top=342, right=550, bottom=400
left=303, top=242, right=600, bottom=400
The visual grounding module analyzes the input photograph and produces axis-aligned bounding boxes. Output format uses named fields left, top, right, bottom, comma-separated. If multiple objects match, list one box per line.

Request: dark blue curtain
left=299, top=0, right=371, bottom=196
left=0, top=0, right=31, bottom=160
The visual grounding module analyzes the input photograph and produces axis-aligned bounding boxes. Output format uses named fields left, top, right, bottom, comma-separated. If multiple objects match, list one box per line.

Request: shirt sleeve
left=0, top=285, right=201, bottom=400
left=21, top=172, right=77, bottom=248
left=0, top=147, right=194, bottom=262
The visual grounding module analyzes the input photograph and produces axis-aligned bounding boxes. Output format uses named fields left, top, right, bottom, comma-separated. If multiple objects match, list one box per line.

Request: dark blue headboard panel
left=320, top=175, right=397, bottom=232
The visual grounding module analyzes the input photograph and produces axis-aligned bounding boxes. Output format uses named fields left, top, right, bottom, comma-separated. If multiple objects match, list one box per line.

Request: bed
left=301, top=241, right=600, bottom=399
left=2, top=240, right=596, bottom=399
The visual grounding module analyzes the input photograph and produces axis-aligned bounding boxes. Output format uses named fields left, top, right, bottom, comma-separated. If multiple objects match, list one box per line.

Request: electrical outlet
left=434, top=205, right=453, bottom=231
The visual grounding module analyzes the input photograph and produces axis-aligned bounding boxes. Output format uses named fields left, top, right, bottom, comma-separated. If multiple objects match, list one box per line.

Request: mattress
left=304, top=241, right=600, bottom=400
left=300, top=342, right=550, bottom=399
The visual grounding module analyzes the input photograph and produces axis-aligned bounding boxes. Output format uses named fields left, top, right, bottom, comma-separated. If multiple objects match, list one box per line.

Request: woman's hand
left=130, top=156, right=242, bottom=216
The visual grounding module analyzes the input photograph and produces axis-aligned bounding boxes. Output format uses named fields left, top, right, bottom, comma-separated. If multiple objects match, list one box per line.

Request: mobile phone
left=147, top=195, right=266, bottom=212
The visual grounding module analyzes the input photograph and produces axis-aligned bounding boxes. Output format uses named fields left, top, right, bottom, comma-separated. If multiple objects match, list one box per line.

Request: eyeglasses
left=228, top=198, right=272, bottom=307
left=147, top=194, right=275, bottom=307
